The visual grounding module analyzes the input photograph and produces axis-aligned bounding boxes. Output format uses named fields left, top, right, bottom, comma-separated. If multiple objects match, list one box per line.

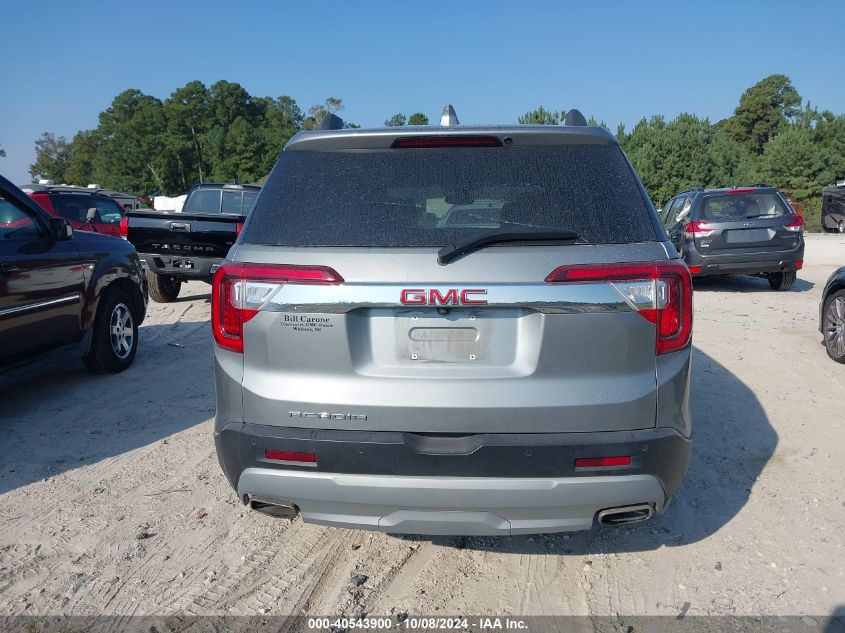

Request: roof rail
left=318, top=113, right=345, bottom=131
left=752, top=183, right=773, bottom=188
left=440, top=104, right=459, bottom=126
left=563, top=109, right=587, bottom=126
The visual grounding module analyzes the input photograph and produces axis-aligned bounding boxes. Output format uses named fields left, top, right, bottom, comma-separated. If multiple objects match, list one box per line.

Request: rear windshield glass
left=183, top=189, right=221, bottom=214
left=221, top=190, right=242, bottom=214
left=701, top=192, right=789, bottom=221
left=244, top=145, right=658, bottom=246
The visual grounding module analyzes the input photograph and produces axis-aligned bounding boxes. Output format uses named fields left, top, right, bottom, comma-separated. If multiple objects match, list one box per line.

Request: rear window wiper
left=438, top=228, right=579, bottom=265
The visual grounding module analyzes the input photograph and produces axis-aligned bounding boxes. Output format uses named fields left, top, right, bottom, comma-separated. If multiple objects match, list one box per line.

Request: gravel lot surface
left=1, top=234, right=843, bottom=619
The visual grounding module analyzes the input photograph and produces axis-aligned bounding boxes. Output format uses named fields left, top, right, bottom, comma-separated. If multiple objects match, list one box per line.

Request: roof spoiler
left=318, top=113, right=345, bottom=131
left=563, top=109, right=587, bottom=126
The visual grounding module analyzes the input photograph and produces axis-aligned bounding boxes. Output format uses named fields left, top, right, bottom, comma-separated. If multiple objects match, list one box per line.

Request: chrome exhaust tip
left=243, top=495, right=299, bottom=519
left=597, top=503, right=655, bottom=526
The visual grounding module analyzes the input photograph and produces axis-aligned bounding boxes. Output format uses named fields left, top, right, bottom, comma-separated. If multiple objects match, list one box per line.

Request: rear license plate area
left=349, top=308, right=539, bottom=376
left=390, top=309, right=521, bottom=365
left=152, top=256, right=195, bottom=270
left=398, top=311, right=483, bottom=363
left=725, top=228, right=772, bottom=243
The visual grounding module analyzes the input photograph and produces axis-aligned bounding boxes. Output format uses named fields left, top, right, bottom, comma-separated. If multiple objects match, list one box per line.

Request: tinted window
left=244, top=145, right=657, bottom=247
left=50, top=194, right=96, bottom=222
left=222, top=191, right=242, bottom=214
left=183, top=189, right=222, bottom=214
left=0, top=197, right=41, bottom=240
left=51, top=194, right=122, bottom=223
left=660, top=198, right=678, bottom=224
left=243, top=191, right=258, bottom=212
left=94, top=198, right=123, bottom=223
left=701, top=192, right=788, bottom=221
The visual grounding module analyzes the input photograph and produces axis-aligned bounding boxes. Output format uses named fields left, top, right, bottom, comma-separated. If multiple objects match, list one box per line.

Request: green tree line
left=28, top=81, right=354, bottom=194
left=520, top=74, right=845, bottom=229
left=28, top=74, right=845, bottom=229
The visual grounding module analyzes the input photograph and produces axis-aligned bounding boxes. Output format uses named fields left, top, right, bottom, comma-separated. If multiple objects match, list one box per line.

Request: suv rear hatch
left=687, top=189, right=803, bottom=254
left=219, top=133, right=691, bottom=435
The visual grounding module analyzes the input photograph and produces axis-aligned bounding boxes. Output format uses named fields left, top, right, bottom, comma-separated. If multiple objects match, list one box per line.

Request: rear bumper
left=682, top=241, right=804, bottom=275
left=238, top=468, right=666, bottom=535
left=215, top=423, right=691, bottom=535
left=139, top=253, right=221, bottom=279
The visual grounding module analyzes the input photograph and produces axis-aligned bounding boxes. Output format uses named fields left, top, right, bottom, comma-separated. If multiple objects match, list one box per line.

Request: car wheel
left=767, top=271, right=796, bottom=291
left=823, top=290, right=845, bottom=364
left=82, top=288, right=139, bottom=373
left=147, top=270, right=181, bottom=302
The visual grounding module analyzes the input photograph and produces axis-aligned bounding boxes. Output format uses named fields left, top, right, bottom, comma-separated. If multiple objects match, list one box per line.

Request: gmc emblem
left=400, top=289, right=488, bottom=305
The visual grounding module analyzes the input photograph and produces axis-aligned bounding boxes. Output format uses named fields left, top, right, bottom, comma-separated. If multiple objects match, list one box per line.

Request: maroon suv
left=23, top=184, right=127, bottom=238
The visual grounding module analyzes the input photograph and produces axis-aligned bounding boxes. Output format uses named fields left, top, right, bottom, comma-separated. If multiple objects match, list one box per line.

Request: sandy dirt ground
left=0, top=234, right=843, bottom=620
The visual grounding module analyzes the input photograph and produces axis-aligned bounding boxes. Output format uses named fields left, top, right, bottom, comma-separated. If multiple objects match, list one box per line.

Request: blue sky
left=1, top=0, right=843, bottom=186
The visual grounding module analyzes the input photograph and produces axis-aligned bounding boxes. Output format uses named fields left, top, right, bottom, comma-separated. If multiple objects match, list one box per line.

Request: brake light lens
left=684, top=221, right=714, bottom=238
left=212, top=262, right=344, bottom=353
left=391, top=135, right=503, bottom=148
left=575, top=455, right=632, bottom=469
left=784, top=215, right=804, bottom=232
left=725, top=188, right=757, bottom=195
left=119, top=215, right=129, bottom=239
left=235, top=221, right=244, bottom=237
left=545, top=261, right=692, bottom=356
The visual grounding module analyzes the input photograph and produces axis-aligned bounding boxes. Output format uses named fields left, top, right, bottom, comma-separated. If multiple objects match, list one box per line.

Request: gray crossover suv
left=213, top=107, right=693, bottom=536
left=661, top=185, right=805, bottom=290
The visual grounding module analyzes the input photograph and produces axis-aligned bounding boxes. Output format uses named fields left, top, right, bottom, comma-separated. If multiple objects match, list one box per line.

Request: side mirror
left=86, top=208, right=98, bottom=223
left=50, top=217, right=73, bottom=241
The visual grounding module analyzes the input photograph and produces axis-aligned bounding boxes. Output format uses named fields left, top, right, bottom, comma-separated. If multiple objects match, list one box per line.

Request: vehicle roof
left=674, top=185, right=781, bottom=197
left=188, top=182, right=261, bottom=191
left=22, top=183, right=140, bottom=198
left=285, top=124, right=618, bottom=151
left=22, top=184, right=122, bottom=198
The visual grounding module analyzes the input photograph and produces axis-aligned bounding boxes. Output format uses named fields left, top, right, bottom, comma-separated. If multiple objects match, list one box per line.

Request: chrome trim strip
left=257, top=282, right=655, bottom=314
left=0, top=293, right=81, bottom=318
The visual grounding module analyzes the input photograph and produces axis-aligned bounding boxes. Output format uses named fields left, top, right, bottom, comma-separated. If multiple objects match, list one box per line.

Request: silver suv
left=212, top=107, right=693, bottom=536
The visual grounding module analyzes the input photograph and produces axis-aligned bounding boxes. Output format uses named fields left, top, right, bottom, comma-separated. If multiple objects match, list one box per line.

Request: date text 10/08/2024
left=307, top=617, right=529, bottom=630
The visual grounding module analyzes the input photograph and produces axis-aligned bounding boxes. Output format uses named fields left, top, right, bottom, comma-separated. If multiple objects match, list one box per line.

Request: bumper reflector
left=265, top=449, right=318, bottom=465
left=574, top=455, right=632, bottom=469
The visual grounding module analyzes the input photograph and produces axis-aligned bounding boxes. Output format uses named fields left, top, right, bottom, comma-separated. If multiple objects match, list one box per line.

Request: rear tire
left=823, top=290, right=845, bottom=364
left=82, top=288, right=139, bottom=373
left=147, top=270, right=181, bottom=303
left=767, top=271, right=796, bottom=291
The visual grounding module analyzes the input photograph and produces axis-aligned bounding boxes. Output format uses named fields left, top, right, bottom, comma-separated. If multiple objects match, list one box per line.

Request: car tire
left=82, top=288, right=140, bottom=373
left=147, top=270, right=181, bottom=303
left=767, top=271, right=796, bottom=291
left=823, top=290, right=845, bottom=364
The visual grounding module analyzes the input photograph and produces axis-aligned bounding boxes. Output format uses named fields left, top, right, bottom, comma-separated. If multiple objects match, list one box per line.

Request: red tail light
left=545, top=261, right=692, bottom=356
left=575, top=455, right=632, bottom=469
left=795, top=260, right=803, bottom=270
left=391, top=135, right=503, bottom=148
left=119, top=215, right=129, bottom=239
left=211, top=262, right=344, bottom=353
left=235, top=221, right=244, bottom=237
left=725, top=188, right=757, bottom=195
left=785, top=215, right=804, bottom=232
left=264, top=449, right=317, bottom=464
left=684, top=221, right=714, bottom=238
